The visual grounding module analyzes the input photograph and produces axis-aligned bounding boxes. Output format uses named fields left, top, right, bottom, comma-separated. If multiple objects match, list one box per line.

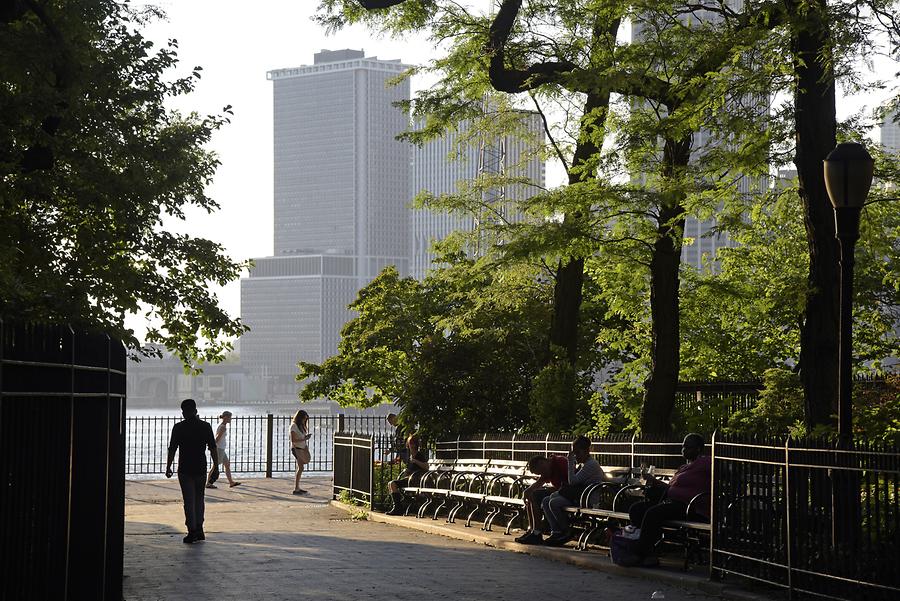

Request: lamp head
left=823, top=142, right=875, bottom=209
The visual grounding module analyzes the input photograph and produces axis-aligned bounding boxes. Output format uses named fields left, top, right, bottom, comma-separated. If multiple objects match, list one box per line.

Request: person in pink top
left=619, top=433, right=711, bottom=567
left=514, top=454, right=569, bottom=544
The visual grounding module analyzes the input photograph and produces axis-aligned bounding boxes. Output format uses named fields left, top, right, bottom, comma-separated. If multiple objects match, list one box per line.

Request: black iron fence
left=333, top=433, right=374, bottom=505
left=712, top=434, right=900, bottom=600
left=335, top=430, right=900, bottom=600
left=126, top=413, right=391, bottom=476
left=0, top=321, right=126, bottom=601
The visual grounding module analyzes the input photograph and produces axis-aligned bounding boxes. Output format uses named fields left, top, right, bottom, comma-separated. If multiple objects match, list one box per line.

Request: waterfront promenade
left=125, top=477, right=720, bottom=601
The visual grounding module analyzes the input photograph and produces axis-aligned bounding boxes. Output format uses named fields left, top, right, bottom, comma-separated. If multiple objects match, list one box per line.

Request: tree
left=297, top=260, right=554, bottom=438
left=0, top=0, right=246, bottom=365
left=345, top=0, right=900, bottom=434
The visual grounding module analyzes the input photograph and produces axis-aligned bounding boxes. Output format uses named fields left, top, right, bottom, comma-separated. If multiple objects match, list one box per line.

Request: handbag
left=610, top=529, right=641, bottom=565
left=291, top=446, right=312, bottom=465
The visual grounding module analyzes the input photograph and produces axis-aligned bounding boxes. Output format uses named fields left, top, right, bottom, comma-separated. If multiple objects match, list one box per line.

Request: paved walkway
left=125, top=477, right=719, bottom=601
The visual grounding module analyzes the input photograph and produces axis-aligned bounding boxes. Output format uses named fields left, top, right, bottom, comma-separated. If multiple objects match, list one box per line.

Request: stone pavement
left=125, top=477, right=720, bottom=601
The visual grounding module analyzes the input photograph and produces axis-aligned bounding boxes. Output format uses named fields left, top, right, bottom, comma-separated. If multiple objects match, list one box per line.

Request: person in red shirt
left=619, top=433, right=711, bottom=567
left=514, top=454, right=569, bottom=544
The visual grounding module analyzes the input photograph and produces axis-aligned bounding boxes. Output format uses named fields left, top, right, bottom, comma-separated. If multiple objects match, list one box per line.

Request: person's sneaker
left=292, top=489, right=305, bottom=495
left=205, top=484, right=217, bottom=489
left=385, top=505, right=405, bottom=516
left=543, top=532, right=571, bottom=547
left=229, top=482, right=242, bottom=488
left=194, top=530, right=205, bottom=541
left=514, top=531, right=543, bottom=545
left=182, top=533, right=197, bottom=544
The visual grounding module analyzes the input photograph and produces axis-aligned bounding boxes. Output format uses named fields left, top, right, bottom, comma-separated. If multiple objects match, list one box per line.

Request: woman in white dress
left=290, top=410, right=312, bottom=495
left=206, top=411, right=241, bottom=489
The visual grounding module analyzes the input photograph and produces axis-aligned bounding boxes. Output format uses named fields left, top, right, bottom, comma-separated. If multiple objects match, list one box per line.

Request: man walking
left=166, top=398, right=218, bottom=544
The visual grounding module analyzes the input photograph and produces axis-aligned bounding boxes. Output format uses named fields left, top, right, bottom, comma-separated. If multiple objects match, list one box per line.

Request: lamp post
left=822, top=142, right=874, bottom=445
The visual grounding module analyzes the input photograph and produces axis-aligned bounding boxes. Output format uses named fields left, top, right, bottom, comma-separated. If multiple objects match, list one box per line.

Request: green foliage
left=724, top=370, right=900, bottom=442
left=0, top=1, right=246, bottom=365
left=853, top=375, right=900, bottom=444
left=298, top=260, right=553, bottom=438
left=726, top=369, right=806, bottom=437
left=527, top=355, right=591, bottom=433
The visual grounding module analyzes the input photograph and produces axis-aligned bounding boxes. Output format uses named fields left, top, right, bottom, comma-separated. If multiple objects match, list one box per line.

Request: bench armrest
left=612, top=484, right=647, bottom=512
left=579, top=482, right=621, bottom=509
left=685, top=491, right=710, bottom=521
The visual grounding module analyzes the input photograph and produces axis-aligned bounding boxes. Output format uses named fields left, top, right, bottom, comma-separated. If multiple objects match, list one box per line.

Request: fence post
left=545, top=433, right=549, bottom=455
left=265, top=414, right=273, bottom=478
left=369, top=434, right=374, bottom=509
left=630, top=433, right=636, bottom=469
left=338, top=413, right=345, bottom=434
left=456, top=435, right=460, bottom=461
left=708, top=430, right=717, bottom=581
left=482, top=433, right=487, bottom=460
left=511, top=432, right=516, bottom=461
left=350, top=434, right=355, bottom=498
left=784, top=436, right=793, bottom=598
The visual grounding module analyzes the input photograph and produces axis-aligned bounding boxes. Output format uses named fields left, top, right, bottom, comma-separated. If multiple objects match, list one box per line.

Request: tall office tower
left=241, top=49, right=411, bottom=398
left=410, top=112, right=545, bottom=279
left=881, top=110, right=900, bottom=154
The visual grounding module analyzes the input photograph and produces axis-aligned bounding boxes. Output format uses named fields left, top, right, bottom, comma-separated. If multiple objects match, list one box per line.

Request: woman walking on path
left=290, top=410, right=312, bottom=495
left=206, top=411, right=241, bottom=489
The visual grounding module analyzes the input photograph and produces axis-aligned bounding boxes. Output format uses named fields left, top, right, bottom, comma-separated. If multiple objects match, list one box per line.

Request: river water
left=125, top=405, right=392, bottom=478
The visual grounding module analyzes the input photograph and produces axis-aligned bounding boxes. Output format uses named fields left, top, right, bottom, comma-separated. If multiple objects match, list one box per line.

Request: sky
left=129, top=1, right=895, bottom=344
left=128, top=1, right=438, bottom=340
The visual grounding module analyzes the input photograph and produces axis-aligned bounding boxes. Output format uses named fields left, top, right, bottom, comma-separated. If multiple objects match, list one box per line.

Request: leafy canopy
left=0, top=0, right=246, bottom=364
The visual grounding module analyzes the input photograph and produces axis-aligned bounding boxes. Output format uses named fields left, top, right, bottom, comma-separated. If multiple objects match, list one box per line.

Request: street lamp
left=823, top=142, right=874, bottom=444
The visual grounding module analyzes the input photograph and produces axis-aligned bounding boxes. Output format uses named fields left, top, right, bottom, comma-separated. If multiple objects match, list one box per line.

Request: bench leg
left=504, top=510, right=520, bottom=535
left=417, top=498, right=433, bottom=519
left=432, top=499, right=448, bottom=520
left=465, top=505, right=480, bottom=528
left=579, top=523, right=601, bottom=551
left=482, top=506, right=500, bottom=531
left=447, top=501, right=464, bottom=523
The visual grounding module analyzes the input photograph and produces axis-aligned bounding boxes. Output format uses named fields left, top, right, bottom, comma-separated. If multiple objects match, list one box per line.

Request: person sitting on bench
left=619, top=433, right=711, bottom=567
left=514, top=453, right=569, bottom=544
left=386, top=434, right=428, bottom=515
left=540, top=435, right=608, bottom=546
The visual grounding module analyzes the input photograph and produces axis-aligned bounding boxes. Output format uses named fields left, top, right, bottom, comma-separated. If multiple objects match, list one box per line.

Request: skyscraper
left=241, top=49, right=411, bottom=398
left=411, top=112, right=546, bottom=279
left=880, top=109, right=900, bottom=155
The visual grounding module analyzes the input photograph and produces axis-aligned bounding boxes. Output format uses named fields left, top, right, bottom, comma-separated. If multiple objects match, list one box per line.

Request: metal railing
left=126, top=413, right=392, bottom=476
left=336, top=430, right=900, bottom=599
left=434, top=433, right=686, bottom=469
left=712, top=434, right=900, bottom=600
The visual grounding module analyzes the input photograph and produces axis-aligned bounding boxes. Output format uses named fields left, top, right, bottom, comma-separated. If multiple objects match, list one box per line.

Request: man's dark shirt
left=168, top=416, right=216, bottom=474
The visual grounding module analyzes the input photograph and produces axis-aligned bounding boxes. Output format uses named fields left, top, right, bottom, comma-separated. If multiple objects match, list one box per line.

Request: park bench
left=394, top=457, right=713, bottom=570
left=565, top=468, right=712, bottom=570
left=398, top=458, right=535, bottom=532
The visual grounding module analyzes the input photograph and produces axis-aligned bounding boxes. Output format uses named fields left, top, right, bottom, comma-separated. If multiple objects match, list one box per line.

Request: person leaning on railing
left=618, top=433, right=711, bottom=567
left=385, top=434, right=428, bottom=515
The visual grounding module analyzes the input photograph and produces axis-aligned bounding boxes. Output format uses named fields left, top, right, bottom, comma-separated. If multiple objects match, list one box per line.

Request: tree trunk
left=549, top=256, right=585, bottom=363
left=640, top=136, right=690, bottom=436
left=792, top=0, right=839, bottom=430
left=546, top=89, right=611, bottom=366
